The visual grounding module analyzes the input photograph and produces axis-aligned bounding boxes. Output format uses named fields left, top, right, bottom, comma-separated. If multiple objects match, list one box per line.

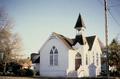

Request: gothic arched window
left=75, top=53, right=82, bottom=70
left=50, top=46, right=58, bottom=66
left=50, top=49, right=53, bottom=65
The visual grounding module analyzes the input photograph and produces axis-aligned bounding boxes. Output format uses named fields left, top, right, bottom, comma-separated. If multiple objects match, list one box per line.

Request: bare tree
left=0, top=7, right=22, bottom=74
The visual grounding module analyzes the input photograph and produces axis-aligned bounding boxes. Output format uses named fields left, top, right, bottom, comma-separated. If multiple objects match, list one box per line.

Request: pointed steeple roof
left=74, top=13, right=86, bottom=31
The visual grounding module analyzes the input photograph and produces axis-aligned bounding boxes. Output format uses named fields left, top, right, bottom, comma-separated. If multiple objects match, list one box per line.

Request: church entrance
left=75, top=53, right=82, bottom=71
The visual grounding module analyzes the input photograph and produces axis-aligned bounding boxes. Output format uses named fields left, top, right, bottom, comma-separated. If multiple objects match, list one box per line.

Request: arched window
left=50, top=46, right=58, bottom=66
left=50, top=49, right=53, bottom=65
left=75, top=53, right=81, bottom=59
left=75, top=53, right=82, bottom=70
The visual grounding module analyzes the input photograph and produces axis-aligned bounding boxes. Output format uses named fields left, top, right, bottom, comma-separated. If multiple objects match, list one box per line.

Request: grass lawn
left=0, top=76, right=119, bottom=79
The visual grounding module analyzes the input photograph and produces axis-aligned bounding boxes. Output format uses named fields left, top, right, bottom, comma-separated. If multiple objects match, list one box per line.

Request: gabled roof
left=52, top=32, right=96, bottom=50
left=74, top=14, right=86, bottom=31
left=86, top=36, right=96, bottom=50
left=52, top=32, right=74, bottom=49
left=73, top=35, right=85, bottom=45
left=31, top=53, right=40, bottom=63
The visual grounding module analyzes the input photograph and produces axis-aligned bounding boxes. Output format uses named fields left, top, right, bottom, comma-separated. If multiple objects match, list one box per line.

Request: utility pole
left=104, top=0, right=109, bottom=78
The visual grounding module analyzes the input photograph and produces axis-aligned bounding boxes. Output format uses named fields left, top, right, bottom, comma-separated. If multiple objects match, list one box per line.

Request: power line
left=97, top=0, right=120, bottom=27
left=109, top=0, right=120, bottom=7
left=109, top=4, right=120, bottom=7
left=108, top=10, right=120, bottom=27
left=97, top=0, right=120, bottom=7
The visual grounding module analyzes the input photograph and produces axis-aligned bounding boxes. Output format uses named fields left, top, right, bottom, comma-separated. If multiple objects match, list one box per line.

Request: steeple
left=74, top=13, right=86, bottom=31
left=73, top=13, right=87, bottom=46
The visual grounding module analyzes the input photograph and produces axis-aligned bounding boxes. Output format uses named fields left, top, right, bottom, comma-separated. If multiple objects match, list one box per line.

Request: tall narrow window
left=93, top=52, right=94, bottom=64
left=86, top=54, right=88, bottom=65
left=50, top=46, right=58, bottom=66
left=50, top=50, right=53, bottom=65
left=54, top=49, right=58, bottom=65
left=96, top=53, right=99, bottom=65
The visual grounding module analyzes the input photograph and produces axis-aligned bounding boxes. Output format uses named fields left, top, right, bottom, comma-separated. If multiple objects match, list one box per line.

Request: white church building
left=32, top=14, right=102, bottom=77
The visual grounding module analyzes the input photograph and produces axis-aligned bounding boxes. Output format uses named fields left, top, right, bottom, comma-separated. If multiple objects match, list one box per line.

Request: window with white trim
left=50, top=46, right=58, bottom=66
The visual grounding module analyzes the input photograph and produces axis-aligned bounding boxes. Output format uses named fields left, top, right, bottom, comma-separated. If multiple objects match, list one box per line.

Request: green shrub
left=25, top=69, right=34, bottom=76
left=18, top=69, right=26, bottom=76
left=18, top=68, right=34, bottom=76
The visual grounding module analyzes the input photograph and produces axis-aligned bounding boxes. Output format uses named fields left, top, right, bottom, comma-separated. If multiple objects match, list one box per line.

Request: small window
left=53, top=46, right=55, bottom=50
left=93, top=52, right=95, bottom=64
left=86, top=54, right=88, bottom=65
left=96, top=53, right=99, bottom=65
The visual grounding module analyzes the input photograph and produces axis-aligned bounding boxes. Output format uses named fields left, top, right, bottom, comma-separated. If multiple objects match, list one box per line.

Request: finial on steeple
left=74, top=13, right=86, bottom=31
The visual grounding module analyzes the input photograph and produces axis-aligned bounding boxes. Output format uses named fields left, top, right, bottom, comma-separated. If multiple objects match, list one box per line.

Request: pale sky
left=0, top=0, right=120, bottom=57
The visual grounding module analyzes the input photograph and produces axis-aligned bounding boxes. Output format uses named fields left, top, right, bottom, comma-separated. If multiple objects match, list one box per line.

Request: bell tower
left=73, top=13, right=87, bottom=45
left=74, top=13, right=86, bottom=35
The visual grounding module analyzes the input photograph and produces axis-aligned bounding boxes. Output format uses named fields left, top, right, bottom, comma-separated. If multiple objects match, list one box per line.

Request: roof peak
left=74, top=13, right=86, bottom=31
